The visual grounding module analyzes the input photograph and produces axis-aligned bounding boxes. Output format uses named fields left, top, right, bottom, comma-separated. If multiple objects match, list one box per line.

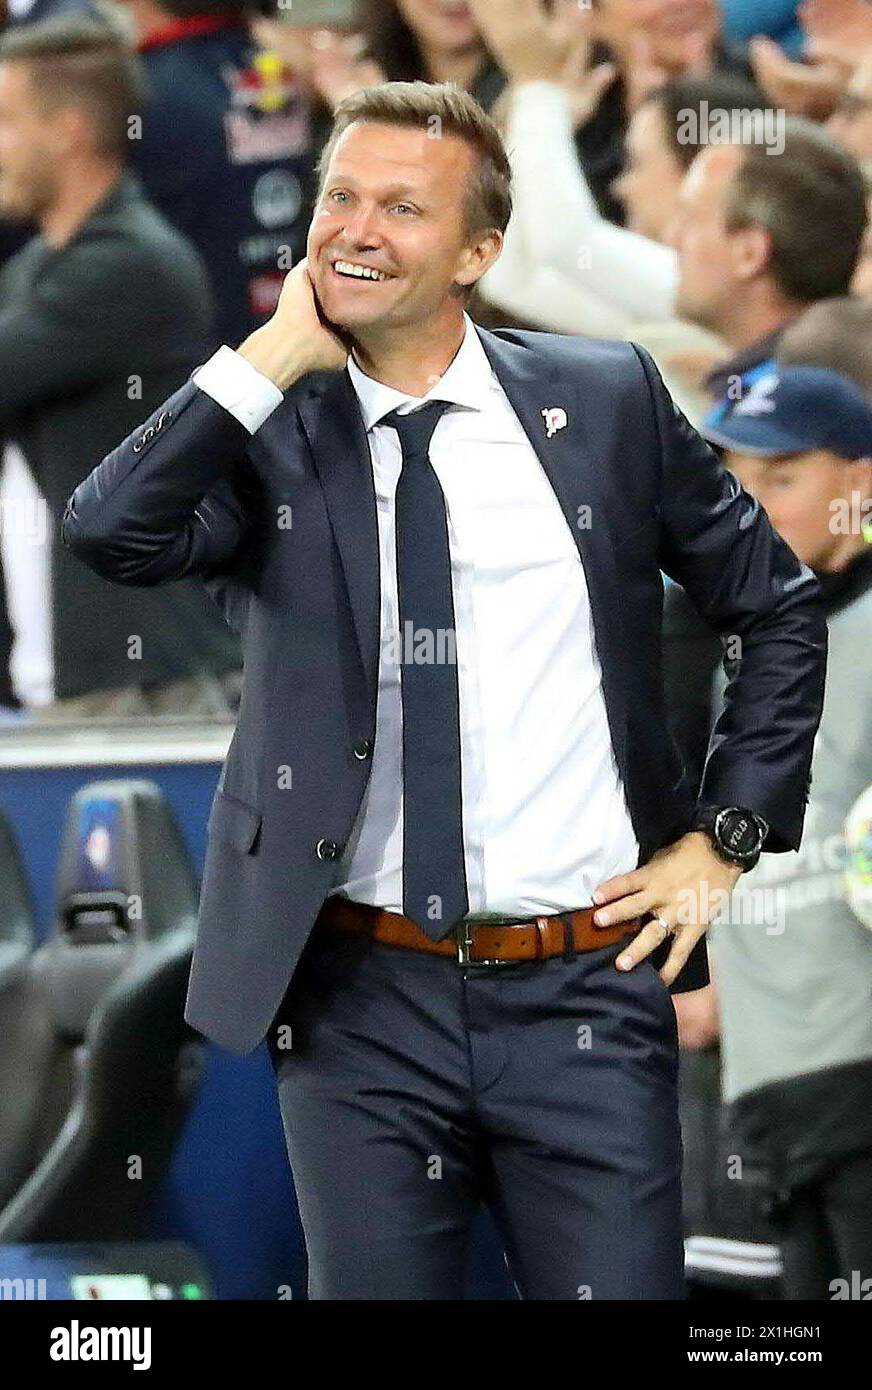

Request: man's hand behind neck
left=238, top=259, right=350, bottom=391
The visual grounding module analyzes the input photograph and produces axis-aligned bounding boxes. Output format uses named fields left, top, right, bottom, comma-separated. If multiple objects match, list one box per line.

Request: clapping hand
left=750, top=34, right=850, bottom=119
left=468, top=0, right=617, bottom=130
left=801, top=0, right=872, bottom=72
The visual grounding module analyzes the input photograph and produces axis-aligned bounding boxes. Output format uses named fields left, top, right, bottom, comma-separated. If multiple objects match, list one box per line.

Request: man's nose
left=339, top=203, right=382, bottom=246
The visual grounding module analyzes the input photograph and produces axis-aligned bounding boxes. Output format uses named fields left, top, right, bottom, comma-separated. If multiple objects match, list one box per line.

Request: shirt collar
left=345, top=312, right=495, bottom=431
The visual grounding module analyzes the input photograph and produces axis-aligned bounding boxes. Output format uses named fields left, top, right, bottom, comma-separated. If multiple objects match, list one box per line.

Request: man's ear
left=731, top=223, right=774, bottom=283
left=455, top=228, right=504, bottom=292
left=56, top=103, right=95, bottom=157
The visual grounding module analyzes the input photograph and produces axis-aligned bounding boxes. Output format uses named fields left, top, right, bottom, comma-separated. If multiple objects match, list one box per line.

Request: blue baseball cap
left=701, top=365, right=872, bottom=460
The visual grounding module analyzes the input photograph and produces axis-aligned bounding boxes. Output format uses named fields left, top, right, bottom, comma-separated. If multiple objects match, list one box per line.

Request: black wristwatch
left=693, top=806, right=768, bottom=871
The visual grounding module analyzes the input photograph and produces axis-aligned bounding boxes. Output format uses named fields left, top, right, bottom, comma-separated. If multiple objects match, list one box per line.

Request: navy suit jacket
left=62, top=326, right=828, bottom=1056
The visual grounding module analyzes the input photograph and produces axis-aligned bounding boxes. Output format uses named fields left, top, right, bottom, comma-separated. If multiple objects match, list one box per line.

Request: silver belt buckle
left=455, top=918, right=475, bottom=966
left=454, top=918, right=520, bottom=968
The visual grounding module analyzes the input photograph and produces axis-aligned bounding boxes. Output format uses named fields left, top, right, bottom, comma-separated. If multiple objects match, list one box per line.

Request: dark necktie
left=379, top=401, right=469, bottom=940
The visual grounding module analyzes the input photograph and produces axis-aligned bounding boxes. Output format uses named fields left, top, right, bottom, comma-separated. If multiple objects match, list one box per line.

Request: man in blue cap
left=662, top=359, right=872, bottom=848
left=703, top=366, right=872, bottom=570
left=699, top=364, right=872, bottom=1299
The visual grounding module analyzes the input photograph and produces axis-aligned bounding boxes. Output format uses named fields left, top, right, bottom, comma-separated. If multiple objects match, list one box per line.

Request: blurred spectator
left=0, top=0, right=114, bottom=271
left=663, top=122, right=866, bottom=803
left=827, top=65, right=872, bottom=302
left=828, top=54, right=872, bottom=171
left=478, top=62, right=764, bottom=419
left=118, top=0, right=325, bottom=348
left=702, top=365, right=872, bottom=1299
left=356, top=0, right=503, bottom=108
left=0, top=17, right=242, bottom=715
left=261, top=0, right=504, bottom=120
left=779, top=296, right=872, bottom=397
left=0, top=554, right=16, bottom=708
left=551, top=0, right=755, bottom=223
left=748, top=36, right=848, bottom=120
left=615, top=73, right=764, bottom=240
left=470, top=10, right=867, bottom=814
left=722, top=0, right=803, bottom=56
left=673, top=123, right=867, bottom=423
left=341, top=2, right=754, bottom=228
left=801, top=0, right=872, bottom=70
left=251, top=5, right=382, bottom=111
left=746, top=0, right=872, bottom=121
left=5, top=0, right=109, bottom=25
left=855, top=196, right=872, bottom=298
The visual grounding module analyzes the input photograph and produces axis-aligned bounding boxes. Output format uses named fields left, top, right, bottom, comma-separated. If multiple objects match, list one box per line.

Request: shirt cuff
left=192, top=345, right=284, bottom=434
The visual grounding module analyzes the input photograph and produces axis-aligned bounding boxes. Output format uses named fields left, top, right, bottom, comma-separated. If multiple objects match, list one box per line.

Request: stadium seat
left=0, top=780, right=205, bottom=1243
left=0, top=809, right=38, bottom=1212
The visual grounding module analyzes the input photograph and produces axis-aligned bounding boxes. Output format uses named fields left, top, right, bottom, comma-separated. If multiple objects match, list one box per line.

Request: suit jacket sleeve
left=631, top=343, right=828, bottom=853
left=61, top=378, right=256, bottom=590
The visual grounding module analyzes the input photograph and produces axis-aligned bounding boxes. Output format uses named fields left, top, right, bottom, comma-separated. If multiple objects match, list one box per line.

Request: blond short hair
left=316, top=80, right=513, bottom=240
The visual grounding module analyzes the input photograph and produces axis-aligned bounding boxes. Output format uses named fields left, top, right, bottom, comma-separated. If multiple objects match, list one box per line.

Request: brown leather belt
left=315, top=895, right=637, bottom=965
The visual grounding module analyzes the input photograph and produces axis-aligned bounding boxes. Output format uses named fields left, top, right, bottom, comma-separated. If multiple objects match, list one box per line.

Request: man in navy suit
left=63, top=81, right=827, bottom=1300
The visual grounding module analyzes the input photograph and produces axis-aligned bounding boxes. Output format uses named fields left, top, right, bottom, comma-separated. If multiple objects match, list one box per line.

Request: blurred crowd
left=1, top=0, right=872, bottom=1299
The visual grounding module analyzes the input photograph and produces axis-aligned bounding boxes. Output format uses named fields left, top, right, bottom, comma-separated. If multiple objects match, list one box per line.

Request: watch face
left=716, top=809, right=762, bottom=860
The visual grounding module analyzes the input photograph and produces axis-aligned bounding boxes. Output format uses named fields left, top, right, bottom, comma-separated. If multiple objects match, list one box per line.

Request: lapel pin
left=542, top=407, right=568, bottom=438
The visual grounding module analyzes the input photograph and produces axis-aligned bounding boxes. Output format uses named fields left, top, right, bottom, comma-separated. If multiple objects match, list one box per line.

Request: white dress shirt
left=193, top=314, right=639, bottom=918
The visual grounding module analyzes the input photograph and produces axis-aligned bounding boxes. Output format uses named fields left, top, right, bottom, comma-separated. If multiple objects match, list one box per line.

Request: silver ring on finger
left=652, top=914, right=675, bottom=937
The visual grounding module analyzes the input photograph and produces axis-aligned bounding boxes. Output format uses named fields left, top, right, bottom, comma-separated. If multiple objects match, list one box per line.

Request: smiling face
left=307, top=118, right=499, bottom=340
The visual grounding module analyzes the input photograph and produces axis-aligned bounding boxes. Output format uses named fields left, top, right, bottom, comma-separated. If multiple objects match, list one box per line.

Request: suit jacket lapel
left=296, top=370, right=381, bottom=707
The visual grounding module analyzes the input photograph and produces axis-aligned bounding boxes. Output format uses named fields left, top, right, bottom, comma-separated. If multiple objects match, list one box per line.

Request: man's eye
left=330, top=191, right=349, bottom=204
left=393, top=203, right=416, bottom=215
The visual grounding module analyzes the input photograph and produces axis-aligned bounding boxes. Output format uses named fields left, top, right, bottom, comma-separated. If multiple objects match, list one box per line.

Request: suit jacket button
left=316, top=838, right=339, bottom=860
left=352, top=737, right=372, bottom=760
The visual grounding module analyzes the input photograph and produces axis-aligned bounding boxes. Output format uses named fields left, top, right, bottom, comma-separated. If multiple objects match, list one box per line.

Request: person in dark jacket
left=0, top=17, right=241, bottom=713
left=60, top=81, right=827, bottom=1297
left=118, top=0, right=323, bottom=350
